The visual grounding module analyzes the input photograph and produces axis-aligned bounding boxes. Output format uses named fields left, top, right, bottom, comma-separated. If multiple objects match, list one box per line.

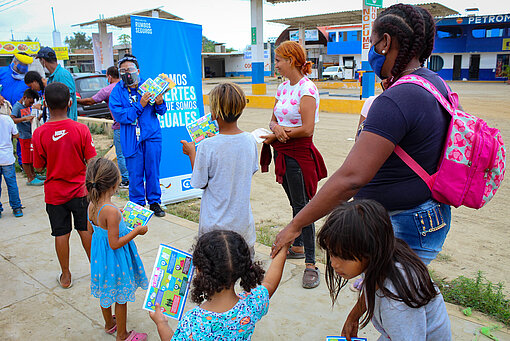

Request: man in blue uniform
left=109, top=55, right=166, bottom=217
left=0, top=53, right=33, bottom=167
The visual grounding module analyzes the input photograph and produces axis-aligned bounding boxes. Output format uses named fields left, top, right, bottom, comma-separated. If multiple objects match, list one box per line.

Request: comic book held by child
left=326, top=337, right=367, bottom=341
left=185, top=113, right=219, bottom=145
left=138, top=73, right=176, bottom=105
left=122, top=201, right=154, bottom=230
left=143, top=244, right=195, bottom=320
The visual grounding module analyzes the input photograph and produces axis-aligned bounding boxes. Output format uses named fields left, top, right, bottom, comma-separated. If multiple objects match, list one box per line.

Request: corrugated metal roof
left=74, top=8, right=182, bottom=28
left=267, top=3, right=459, bottom=28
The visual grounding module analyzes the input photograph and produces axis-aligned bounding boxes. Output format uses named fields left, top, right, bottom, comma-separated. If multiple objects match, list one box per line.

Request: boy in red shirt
left=32, top=82, right=97, bottom=289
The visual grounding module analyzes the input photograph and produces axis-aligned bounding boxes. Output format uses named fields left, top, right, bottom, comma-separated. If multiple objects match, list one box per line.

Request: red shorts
left=19, top=138, right=33, bottom=164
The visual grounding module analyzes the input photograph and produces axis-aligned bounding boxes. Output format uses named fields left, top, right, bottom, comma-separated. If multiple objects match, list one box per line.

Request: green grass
left=87, top=123, right=105, bottom=135
left=435, top=252, right=453, bottom=263
left=255, top=220, right=280, bottom=247
left=433, top=271, right=510, bottom=326
left=164, top=199, right=201, bottom=223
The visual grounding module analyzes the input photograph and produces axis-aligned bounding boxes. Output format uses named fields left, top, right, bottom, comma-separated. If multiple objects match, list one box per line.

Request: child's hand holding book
left=134, top=224, right=148, bottom=236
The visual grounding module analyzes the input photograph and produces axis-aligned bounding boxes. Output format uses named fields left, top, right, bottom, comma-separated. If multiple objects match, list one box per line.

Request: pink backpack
left=390, top=74, right=506, bottom=209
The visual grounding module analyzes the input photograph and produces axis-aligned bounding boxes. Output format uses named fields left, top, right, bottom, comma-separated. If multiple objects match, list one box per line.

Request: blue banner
left=131, top=16, right=204, bottom=204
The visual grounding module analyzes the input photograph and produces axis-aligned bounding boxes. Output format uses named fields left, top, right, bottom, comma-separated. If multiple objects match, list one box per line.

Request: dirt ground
left=94, top=80, right=510, bottom=291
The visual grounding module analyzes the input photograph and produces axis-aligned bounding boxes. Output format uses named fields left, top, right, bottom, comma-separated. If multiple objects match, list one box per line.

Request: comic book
left=138, top=73, right=176, bottom=105
left=122, top=201, right=154, bottom=230
left=326, top=337, right=367, bottom=341
left=185, top=113, right=219, bottom=145
left=143, top=244, right=195, bottom=320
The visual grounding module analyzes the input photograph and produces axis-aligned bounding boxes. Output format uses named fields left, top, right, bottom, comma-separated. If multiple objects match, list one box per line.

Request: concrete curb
left=203, top=94, right=365, bottom=114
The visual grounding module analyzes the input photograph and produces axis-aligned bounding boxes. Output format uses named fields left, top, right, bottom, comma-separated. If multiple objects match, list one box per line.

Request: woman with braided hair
left=273, top=3, right=452, bottom=275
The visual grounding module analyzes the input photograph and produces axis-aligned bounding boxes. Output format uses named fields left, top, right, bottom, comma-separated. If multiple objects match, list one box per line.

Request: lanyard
left=128, top=87, right=141, bottom=141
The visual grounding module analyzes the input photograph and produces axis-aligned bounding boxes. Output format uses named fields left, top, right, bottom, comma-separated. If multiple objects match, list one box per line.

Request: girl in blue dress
left=86, top=157, right=149, bottom=341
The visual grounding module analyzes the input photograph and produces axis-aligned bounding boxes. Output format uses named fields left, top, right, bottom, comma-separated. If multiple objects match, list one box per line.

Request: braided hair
left=373, top=4, right=434, bottom=84
left=415, top=7, right=436, bottom=66
left=190, top=230, right=265, bottom=304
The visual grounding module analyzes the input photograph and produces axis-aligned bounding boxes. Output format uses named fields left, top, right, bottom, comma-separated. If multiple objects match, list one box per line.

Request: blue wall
left=433, top=16, right=510, bottom=53
left=438, top=68, right=497, bottom=81
left=327, top=41, right=361, bottom=55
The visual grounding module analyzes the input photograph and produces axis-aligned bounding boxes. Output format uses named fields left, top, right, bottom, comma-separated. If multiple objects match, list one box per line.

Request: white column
left=298, top=25, right=305, bottom=46
left=52, top=31, right=64, bottom=67
left=250, top=0, right=265, bottom=93
left=98, top=23, right=113, bottom=73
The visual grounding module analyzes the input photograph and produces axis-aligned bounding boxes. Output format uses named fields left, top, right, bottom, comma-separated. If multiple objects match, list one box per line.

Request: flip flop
left=105, top=315, right=117, bottom=334
left=286, top=248, right=305, bottom=259
left=125, top=330, right=147, bottom=341
left=56, top=273, right=73, bottom=289
left=302, top=267, right=320, bottom=289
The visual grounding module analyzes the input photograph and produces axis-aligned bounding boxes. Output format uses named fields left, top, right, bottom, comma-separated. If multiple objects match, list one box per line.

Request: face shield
left=11, top=53, right=33, bottom=80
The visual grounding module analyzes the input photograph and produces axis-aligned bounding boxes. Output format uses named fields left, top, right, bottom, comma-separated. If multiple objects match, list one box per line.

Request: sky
left=0, top=0, right=508, bottom=50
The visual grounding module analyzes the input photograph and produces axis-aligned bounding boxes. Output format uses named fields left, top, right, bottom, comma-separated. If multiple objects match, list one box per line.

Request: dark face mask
left=121, top=71, right=139, bottom=86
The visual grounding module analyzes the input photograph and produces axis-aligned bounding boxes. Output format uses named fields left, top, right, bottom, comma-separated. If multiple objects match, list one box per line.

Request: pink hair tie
left=302, top=62, right=308, bottom=67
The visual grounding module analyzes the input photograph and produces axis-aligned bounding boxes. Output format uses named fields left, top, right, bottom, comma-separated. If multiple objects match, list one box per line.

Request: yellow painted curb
left=252, top=83, right=267, bottom=95
left=316, top=81, right=360, bottom=89
left=203, top=95, right=364, bottom=114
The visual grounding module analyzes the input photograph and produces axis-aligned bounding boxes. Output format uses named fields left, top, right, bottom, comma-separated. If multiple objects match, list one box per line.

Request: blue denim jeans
left=113, top=129, right=129, bottom=182
left=389, top=199, right=451, bottom=265
left=16, top=139, right=22, bottom=167
left=280, top=154, right=316, bottom=265
left=0, top=164, right=22, bottom=212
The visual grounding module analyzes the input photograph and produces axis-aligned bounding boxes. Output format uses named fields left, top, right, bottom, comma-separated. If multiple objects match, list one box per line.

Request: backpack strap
left=393, top=145, right=435, bottom=189
left=389, top=74, right=457, bottom=189
left=391, top=74, right=456, bottom=116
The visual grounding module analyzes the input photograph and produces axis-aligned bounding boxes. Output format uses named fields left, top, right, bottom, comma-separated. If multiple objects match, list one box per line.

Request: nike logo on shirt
left=52, top=130, right=68, bottom=141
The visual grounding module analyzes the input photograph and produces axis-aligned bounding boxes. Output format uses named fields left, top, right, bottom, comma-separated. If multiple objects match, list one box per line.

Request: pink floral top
left=274, top=76, right=320, bottom=127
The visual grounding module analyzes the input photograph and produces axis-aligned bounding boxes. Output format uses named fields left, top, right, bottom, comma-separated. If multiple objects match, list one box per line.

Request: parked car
left=323, top=66, right=344, bottom=80
left=73, top=73, right=112, bottom=119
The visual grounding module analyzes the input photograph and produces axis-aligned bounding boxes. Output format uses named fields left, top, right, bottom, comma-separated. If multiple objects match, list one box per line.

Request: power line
left=0, top=0, right=20, bottom=8
left=0, top=0, right=28, bottom=12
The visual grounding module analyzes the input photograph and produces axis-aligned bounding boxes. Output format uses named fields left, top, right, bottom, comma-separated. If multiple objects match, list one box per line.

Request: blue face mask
left=368, top=38, right=387, bottom=79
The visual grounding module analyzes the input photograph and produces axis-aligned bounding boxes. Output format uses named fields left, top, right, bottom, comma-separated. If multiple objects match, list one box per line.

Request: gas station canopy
left=267, top=2, right=459, bottom=28
left=266, top=0, right=307, bottom=3
left=74, top=7, right=182, bottom=28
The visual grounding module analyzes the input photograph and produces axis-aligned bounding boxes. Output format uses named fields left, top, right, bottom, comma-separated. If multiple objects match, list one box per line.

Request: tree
left=202, top=36, right=216, bottom=52
left=118, top=34, right=131, bottom=45
left=65, top=32, right=92, bottom=49
left=202, top=35, right=236, bottom=53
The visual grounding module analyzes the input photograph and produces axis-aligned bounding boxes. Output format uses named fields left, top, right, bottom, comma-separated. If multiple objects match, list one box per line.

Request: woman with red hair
left=261, top=41, right=327, bottom=289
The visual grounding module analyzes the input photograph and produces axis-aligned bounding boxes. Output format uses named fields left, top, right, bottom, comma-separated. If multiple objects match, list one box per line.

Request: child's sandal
left=124, top=330, right=147, bottom=341
left=105, top=315, right=116, bottom=334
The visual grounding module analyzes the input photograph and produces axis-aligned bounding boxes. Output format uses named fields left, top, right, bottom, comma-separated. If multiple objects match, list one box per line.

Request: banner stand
left=131, top=16, right=205, bottom=205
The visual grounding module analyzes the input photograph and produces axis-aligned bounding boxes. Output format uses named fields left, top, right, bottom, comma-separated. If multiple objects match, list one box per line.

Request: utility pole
left=10, top=28, right=14, bottom=40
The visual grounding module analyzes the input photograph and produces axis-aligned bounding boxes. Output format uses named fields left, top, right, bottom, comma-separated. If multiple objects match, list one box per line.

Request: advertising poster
left=53, top=47, right=69, bottom=61
left=131, top=16, right=204, bottom=204
left=0, top=41, right=40, bottom=55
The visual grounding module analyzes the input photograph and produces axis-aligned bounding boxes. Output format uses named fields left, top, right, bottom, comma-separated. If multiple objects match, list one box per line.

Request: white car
left=323, top=66, right=344, bottom=80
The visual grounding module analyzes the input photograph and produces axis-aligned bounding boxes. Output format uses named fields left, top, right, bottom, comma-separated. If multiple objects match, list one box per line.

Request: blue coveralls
left=0, top=65, right=28, bottom=165
left=109, top=79, right=167, bottom=206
